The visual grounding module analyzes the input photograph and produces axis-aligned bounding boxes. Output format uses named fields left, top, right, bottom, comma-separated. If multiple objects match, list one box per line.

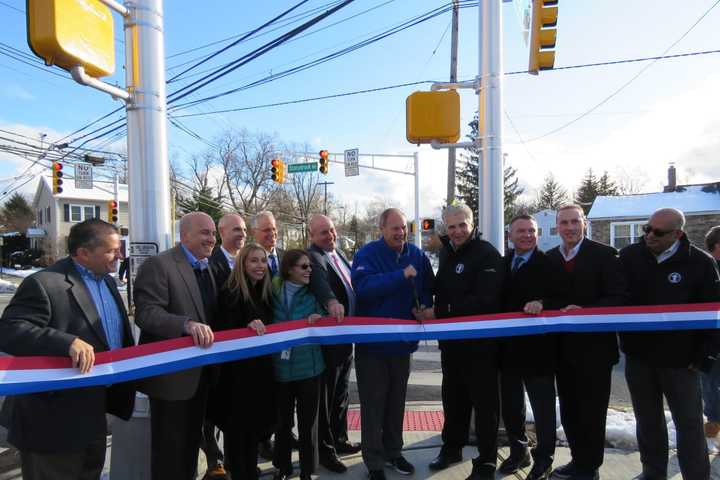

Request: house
left=533, top=209, right=561, bottom=251
left=31, top=176, right=129, bottom=261
left=588, top=170, right=720, bottom=251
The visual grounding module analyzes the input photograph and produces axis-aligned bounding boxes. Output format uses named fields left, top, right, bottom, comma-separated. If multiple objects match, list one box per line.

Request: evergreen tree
left=177, top=184, right=224, bottom=224
left=574, top=168, right=599, bottom=214
left=597, top=170, right=619, bottom=196
left=504, top=164, right=524, bottom=223
left=533, top=173, right=569, bottom=211
left=0, top=193, right=35, bottom=234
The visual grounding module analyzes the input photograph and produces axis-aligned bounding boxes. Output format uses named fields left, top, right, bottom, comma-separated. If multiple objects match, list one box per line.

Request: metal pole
left=478, top=0, right=505, bottom=254
left=414, top=152, right=421, bottom=248
left=447, top=0, right=460, bottom=205
left=113, top=173, right=120, bottom=223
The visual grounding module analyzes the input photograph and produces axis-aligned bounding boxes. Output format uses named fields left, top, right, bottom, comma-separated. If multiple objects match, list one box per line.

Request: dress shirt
left=267, top=248, right=279, bottom=276
left=511, top=248, right=534, bottom=273
left=181, top=244, right=209, bottom=270
left=655, top=239, right=680, bottom=264
left=220, top=245, right=236, bottom=270
left=560, top=237, right=584, bottom=262
left=327, top=249, right=356, bottom=315
left=73, top=261, right=124, bottom=350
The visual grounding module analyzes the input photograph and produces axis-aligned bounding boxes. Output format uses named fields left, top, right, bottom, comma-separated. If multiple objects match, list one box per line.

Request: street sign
left=75, top=163, right=93, bottom=189
left=344, top=149, right=359, bottom=177
left=287, top=162, right=318, bottom=173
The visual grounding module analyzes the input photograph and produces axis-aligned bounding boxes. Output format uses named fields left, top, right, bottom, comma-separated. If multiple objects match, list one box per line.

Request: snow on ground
left=0, top=278, right=16, bottom=293
left=0, top=267, right=41, bottom=278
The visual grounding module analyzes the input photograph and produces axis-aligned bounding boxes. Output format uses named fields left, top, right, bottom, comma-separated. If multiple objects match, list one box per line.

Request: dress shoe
left=567, top=470, right=599, bottom=480
left=499, top=450, right=531, bottom=474
left=203, top=464, right=228, bottom=479
left=259, top=439, right=274, bottom=461
left=428, top=451, right=462, bottom=471
left=465, top=461, right=495, bottom=480
left=368, top=470, right=387, bottom=480
left=320, top=454, right=348, bottom=473
left=551, top=461, right=577, bottom=479
left=335, top=441, right=362, bottom=454
left=299, top=474, right=313, bottom=480
left=386, top=455, right=415, bottom=475
left=272, top=472, right=291, bottom=480
left=526, top=463, right=552, bottom=480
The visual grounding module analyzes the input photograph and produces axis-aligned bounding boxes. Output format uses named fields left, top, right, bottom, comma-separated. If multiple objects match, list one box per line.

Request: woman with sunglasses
left=271, top=249, right=326, bottom=480
left=213, top=244, right=276, bottom=480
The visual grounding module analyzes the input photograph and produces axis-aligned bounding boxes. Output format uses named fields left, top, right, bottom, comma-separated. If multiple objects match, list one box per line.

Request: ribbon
left=0, top=302, right=718, bottom=395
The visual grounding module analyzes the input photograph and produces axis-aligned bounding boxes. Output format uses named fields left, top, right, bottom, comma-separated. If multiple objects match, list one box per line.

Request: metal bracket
left=70, top=66, right=132, bottom=103
left=431, top=140, right=481, bottom=150
left=431, top=80, right=478, bottom=92
left=98, top=0, right=129, bottom=16
left=427, top=77, right=482, bottom=149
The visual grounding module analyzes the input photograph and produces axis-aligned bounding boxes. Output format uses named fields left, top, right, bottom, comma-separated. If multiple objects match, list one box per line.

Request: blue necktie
left=512, top=256, right=525, bottom=274
left=269, top=254, right=278, bottom=275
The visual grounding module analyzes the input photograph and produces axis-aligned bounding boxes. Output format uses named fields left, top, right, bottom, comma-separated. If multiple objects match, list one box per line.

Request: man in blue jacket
left=352, top=208, right=434, bottom=480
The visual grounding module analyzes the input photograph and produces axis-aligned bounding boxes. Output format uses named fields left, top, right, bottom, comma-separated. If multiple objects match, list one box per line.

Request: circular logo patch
left=668, top=272, right=682, bottom=284
left=455, top=263, right=464, bottom=274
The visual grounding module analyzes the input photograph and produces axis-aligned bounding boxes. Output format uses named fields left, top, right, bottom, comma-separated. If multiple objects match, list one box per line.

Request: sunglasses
left=642, top=224, right=676, bottom=237
left=295, top=263, right=312, bottom=270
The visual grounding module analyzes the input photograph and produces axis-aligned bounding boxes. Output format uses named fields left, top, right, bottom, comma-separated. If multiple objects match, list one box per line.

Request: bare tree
left=614, top=167, right=649, bottom=195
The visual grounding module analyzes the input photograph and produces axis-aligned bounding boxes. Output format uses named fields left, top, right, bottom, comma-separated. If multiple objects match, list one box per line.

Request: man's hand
left=185, top=320, right=214, bottom=348
left=248, top=319, right=266, bottom=336
left=69, top=338, right=95, bottom=374
left=561, top=304, right=582, bottom=312
left=523, top=300, right=544, bottom=315
left=412, top=306, right=435, bottom=323
left=327, top=299, right=345, bottom=323
left=308, top=314, right=321, bottom=325
left=403, top=264, right=417, bottom=280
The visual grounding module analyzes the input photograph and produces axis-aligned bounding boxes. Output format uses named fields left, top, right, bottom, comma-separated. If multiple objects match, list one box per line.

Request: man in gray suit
left=134, top=211, right=218, bottom=480
left=0, top=218, right=135, bottom=480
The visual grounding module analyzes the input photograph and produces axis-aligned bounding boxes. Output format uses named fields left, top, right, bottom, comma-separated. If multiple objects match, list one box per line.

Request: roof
left=36, top=176, right=129, bottom=203
left=588, top=184, right=720, bottom=220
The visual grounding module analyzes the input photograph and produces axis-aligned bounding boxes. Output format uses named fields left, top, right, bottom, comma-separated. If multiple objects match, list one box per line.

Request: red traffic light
left=422, top=219, right=435, bottom=231
left=319, top=150, right=329, bottom=159
left=271, top=159, right=281, bottom=168
left=53, top=162, right=63, bottom=172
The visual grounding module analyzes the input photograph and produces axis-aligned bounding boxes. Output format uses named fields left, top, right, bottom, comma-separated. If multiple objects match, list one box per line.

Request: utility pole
left=318, top=181, right=335, bottom=215
left=446, top=0, right=460, bottom=205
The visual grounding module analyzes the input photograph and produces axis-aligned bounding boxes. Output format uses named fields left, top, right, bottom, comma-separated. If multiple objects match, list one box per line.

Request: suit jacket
left=134, top=245, right=218, bottom=401
left=209, top=245, right=232, bottom=291
left=0, top=257, right=135, bottom=452
left=500, top=248, right=556, bottom=375
left=545, top=238, right=628, bottom=366
left=308, top=244, right=353, bottom=366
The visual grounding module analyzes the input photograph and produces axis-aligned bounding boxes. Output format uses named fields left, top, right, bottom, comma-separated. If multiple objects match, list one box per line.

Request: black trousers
left=556, top=360, right=612, bottom=472
left=20, top=435, right=106, bottom=480
left=200, top=419, right=223, bottom=468
left=149, top=379, right=208, bottom=480
left=274, top=375, right=321, bottom=476
left=225, top=420, right=261, bottom=480
left=319, top=354, right=353, bottom=457
left=625, top=356, right=709, bottom=480
left=440, top=349, right=499, bottom=474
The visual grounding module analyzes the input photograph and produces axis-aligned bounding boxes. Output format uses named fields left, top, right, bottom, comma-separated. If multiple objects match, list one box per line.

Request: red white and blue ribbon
left=0, top=303, right=718, bottom=395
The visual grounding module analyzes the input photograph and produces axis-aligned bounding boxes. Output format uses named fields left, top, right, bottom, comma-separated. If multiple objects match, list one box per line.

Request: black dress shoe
left=320, top=454, right=348, bottom=473
left=551, top=461, right=577, bottom=479
left=368, top=470, right=387, bottom=480
left=428, top=451, right=463, bottom=471
left=525, top=463, right=552, bottom=480
left=272, top=472, right=291, bottom=480
left=259, top=439, right=274, bottom=461
left=499, top=450, right=531, bottom=474
left=335, top=441, right=362, bottom=454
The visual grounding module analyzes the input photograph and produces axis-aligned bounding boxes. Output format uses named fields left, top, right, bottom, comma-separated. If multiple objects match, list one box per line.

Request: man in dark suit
left=500, top=215, right=557, bottom=480
left=252, top=211, right=283, bottom=277
left=307, top=214, right=360, bottom=474
left=543, top=205, right=627, bottom=480
left=134, top=211, right=219, bottom=480
left=0, top=218, right=135, bottom=480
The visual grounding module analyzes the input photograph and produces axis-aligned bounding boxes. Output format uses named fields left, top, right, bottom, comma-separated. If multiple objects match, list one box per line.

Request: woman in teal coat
left=271, top=249, right=326, bottom=480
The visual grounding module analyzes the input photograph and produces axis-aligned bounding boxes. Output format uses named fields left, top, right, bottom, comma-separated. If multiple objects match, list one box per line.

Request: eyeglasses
left=295, top=263, right=312, bottom=270
left=642, top=224, right=676, bottom=237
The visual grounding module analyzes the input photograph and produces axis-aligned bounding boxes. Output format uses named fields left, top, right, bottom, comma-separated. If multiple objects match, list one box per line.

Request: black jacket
left=545, top=238, right=628, bottom=366
left=434, top=230, right=504, bottom=356
left=0, top=257, right=135, bottom=452
left=307, top=244, right=353, bottom=367
left=500, top=248, right=557, bottom=375
left=618, top=234, right=720, bottom=369
left=209, top=245, right=233, bottom=291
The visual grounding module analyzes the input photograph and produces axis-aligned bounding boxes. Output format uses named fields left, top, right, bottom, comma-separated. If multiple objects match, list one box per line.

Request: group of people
left=0, top=201, right=718, bottom=480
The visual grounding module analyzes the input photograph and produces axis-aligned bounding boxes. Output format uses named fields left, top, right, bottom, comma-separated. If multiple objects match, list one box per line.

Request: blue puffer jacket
left=271, top=277, right=326, bottom=382
left=351, top=238, right=434, bottom=356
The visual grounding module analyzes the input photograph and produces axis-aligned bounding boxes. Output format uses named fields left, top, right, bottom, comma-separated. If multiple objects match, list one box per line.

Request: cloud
left=2, top=84, right=35, bottom=101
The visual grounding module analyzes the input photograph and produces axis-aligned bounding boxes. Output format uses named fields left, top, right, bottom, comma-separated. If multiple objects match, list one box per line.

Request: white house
left=533, top=208, right=561, bottom=252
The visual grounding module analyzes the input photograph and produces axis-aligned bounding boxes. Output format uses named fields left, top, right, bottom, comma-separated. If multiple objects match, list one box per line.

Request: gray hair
left=379, top=208, right=406, bottom=228
left=251, top=210, right=275, bottom=229
left=442, top=203, right=474, bottom=226
left=651, top=207, right=685, bottom=230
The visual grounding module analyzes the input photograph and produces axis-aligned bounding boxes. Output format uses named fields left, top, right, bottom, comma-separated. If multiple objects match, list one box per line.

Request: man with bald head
left=619, top=207, right=720, bottom=480
left=252, top=211, right=283, bottom=276
left=134, top=211, right=219, bottom=480
left=210, top=212, right=247, bottom=288
left=307, top=214, right=360, bottom=473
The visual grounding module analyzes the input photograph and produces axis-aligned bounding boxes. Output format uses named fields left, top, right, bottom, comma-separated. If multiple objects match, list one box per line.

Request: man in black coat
left=544, top=204, right=628, bottom=480
left=252, top=211, right=284, bottom=277
left=425, top=203, right=505, bottom=480
left=307, top=214, right=360, bottom=474
left=619, top=208, right=720, bottom=480
left=702, top=225, right=720, bottom=438
left=499, top=215, right=557, bottom=480
left=0, top=218, right=135, bottom=480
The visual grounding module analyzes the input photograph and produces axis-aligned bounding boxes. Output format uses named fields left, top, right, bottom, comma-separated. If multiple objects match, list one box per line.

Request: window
left=68, top=204, right=99, bottom=222
left=537, top=227, right=543, bottom=237
left=37, top=209, right=43, bottom=225
left=610, top=222, right=644, bottom=249
left=550, top=227, right=558, bottom=236
left=46, top=206, right=51, bottom=224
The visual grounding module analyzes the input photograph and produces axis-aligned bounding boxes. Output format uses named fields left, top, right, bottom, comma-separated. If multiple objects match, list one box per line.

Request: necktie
left=512, top=256, right=525, bottom=274
left=269, top=254, right=278, bottom=276
left=331, top=253, right=353, bottom=291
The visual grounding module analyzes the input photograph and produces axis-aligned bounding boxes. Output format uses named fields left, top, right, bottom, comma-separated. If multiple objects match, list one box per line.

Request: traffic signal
left=422, top=218, right=435, bottom=231
left=107, top=200, right=118, bottom=223
left=319, top=150, right=329, bottom=174
left=52, top=161, right=63, bottom=194
left=528, top=0, right=559, bottom=75
left=271, top=158, right=285, bottom=183
left=406, top=90, right=460, bottom=144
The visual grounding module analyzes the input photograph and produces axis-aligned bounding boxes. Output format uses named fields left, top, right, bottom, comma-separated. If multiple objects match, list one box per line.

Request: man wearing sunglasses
left=619, top=208, right=720, bottom=480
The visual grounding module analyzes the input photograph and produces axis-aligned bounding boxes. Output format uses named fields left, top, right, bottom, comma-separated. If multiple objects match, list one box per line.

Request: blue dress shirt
left=73, top=261, right=124, bottom=350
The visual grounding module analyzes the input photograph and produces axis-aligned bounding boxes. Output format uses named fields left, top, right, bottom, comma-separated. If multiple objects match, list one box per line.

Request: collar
left=72, top=259, right=106, bottom=281
left=513, top=248, right=534, bottom=263
left=655, top=239, right=681, bottom=264
left=220, top=245, right=236, bottom=264
left=181, top=244, right=208, bottom=270
left=267, top=247, right=278, bottom=257
left=560, top=237, right=584, bottom=261
left=380, top=238, right=408, bottom=258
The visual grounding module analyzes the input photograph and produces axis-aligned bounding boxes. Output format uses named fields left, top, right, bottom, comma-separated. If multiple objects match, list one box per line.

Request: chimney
left=665, top=164, right=677, bottom=192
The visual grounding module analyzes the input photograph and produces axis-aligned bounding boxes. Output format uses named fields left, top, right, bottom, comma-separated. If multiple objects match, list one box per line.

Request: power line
left=0, top=1, right=23, bottom=13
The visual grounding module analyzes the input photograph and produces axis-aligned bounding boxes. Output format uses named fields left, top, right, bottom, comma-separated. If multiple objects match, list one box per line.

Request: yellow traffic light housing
left=27, top=0, right=116, bottom=78
left=52, top=161, right=63, bottom=194
left=271, top=159, right=285, bottom=184
left=108, top=200, right=119, bottom=223
left=528, top=0, right=559, bottom=75
left=406, top=90, right=460, bottom=145
left=422, top=219, right=435, bottom=231
left=319, top=150, right=329, bottom=174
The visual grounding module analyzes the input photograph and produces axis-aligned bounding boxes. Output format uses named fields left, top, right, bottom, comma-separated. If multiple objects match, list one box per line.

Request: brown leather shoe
left=203, top=464, right=228, bottom=479
left=705, top=421, right=720, bottom=438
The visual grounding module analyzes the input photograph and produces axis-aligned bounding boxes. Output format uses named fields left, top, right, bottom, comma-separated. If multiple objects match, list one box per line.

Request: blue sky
left=2, top=0, right=720, bottom=217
